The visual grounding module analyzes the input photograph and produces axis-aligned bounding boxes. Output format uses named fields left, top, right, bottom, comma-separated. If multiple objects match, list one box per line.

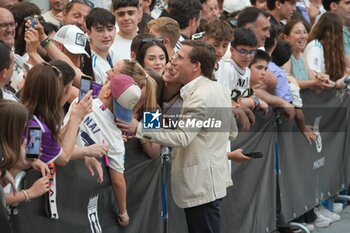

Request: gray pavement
left=313, top=206, right=350, bottom=233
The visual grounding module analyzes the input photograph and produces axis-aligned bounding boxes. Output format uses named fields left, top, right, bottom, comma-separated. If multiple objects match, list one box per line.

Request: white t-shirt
left=64, top=98, right=125, bottom=173
left=304, top=39, right=325, bottom=73
left=219, top=58, right=251, bottom=100
left=288, top=75, right=303, bottom=108
left=42, top=11, right=61, bottom=28
left=90, top=0, right=112, bottom=10
left=109, top=34, right=132, bottom=65
left=1, top=88, right=18, bottom=101
left=91, top=50, right=112, bottom=84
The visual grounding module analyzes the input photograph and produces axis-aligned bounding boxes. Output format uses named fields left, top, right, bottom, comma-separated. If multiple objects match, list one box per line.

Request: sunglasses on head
left=42, top=62, right=62, bottom=79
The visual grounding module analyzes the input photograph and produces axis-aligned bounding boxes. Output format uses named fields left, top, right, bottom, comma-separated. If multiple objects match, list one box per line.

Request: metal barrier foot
left=334, top=195, right=350, bottom=202
left=277, top=222, right=311, bottom=233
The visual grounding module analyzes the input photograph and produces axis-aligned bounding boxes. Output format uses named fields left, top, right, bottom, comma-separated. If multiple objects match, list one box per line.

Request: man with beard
left=42, top=0, right=69, bottom=28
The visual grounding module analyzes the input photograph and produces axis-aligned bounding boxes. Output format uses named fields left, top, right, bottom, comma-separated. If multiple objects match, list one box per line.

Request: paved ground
left=313, top=205, right=350, bottom=233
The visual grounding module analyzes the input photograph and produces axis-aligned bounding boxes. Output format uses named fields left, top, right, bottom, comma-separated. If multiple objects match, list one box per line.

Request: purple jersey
left=27, top=116, right=62, bottom=164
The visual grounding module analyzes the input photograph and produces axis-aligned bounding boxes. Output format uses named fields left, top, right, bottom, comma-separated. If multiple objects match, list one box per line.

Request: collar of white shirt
left=180, top=76, right=205, bottom=101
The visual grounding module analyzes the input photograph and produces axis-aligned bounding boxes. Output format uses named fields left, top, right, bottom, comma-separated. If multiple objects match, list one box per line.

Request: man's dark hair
left=267, top=0, right=296, bottom=10
left=264, top=25, right=277, bottom=52
left=322, top=0, right=340, bottom=11
left=181, top=40, right=216, bottom=78
left=112, top=0, right=139, bottom=11
left=0, top=41, right=11, bottom=71
left=231, top=27, right=258, bottom=48
left=237, top=7, right=264, bottom=28
left=267, top=0, right=278, bottom=10
left=86, top=7, right=115, bottom=30
left=49, top=60, right=76, bottom=86
left=249, top=50, right=271, bottom=67
left=168, top=0, right=201, bottom=30
left=42, top=22, right=59, bottom=36
left=271, top=40, right=291, bottom=66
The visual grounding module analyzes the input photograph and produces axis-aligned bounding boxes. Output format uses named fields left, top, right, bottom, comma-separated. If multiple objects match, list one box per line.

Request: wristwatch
left=252, top=95, right=260, bottom=108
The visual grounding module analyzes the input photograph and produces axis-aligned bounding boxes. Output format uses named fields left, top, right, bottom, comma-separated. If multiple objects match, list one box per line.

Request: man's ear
left=163, top=37, right=170, bottom=46
left=189, top=17, right=198, bottom=29
left=275, top=0, right=282, bottom=9
left=0, top=69, right=7, bottom=85
left=245, top=23, right=255, bottom=31
left=330, top=2, right=338, bottom=11
left=192, top=60, right=201, bottom=73
left=130, top=51, right=136, bottom=60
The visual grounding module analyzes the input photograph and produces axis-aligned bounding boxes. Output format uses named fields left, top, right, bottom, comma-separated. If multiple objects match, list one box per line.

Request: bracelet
left=40, top=37, right=51, bottom=48
left=118, top=210, right=128, bottom=218
left=252, top=95, right=260, bottom=108
left=21, top=190, right=31, bottom=202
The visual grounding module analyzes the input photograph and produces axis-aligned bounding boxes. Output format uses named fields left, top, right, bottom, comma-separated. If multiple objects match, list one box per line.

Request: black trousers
left=184, top=198, right=223, bottom=233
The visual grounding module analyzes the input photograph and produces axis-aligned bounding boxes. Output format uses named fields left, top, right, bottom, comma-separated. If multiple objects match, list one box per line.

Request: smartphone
left=244, top=152, right=263, bottom=159
left=26, top=126, right=42, bottom=159
left=25, top=16, right=37, bottom=30
left=79, top=75, right=92, bottom=102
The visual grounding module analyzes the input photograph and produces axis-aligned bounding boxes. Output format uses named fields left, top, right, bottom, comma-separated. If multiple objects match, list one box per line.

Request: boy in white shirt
left=86, top=8, right=116, bottom=84
left=109, top=0, right=142, bottom=65
left=65, top=74, right=141, bottom=226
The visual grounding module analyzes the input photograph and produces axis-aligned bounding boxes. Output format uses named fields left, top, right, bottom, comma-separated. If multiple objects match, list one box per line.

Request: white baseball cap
left=54, top=25, right=89, bottom=57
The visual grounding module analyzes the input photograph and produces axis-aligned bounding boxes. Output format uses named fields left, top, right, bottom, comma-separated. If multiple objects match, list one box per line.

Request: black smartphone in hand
left=26, top=126, right=42, bottom=159
left=79, top=75, right=92, bottom=102
left=244, top=152, right=263, bottom=159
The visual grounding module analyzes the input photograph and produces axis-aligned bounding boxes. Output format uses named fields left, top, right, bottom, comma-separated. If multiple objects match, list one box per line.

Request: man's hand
left=116, top=118, right=139, bottom=135
left=227, top=149, right=251, bottom=162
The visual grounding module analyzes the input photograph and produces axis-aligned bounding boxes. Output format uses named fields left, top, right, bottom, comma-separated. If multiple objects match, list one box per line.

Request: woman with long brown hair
left=20, top=62, right=95, bottom=166
left=0, top=100, right=49, bottom=212
left=304, top=12, right=346, bottom=82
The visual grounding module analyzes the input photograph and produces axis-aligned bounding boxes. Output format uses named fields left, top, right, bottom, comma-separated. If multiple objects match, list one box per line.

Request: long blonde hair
left=120, top=59, right=158, bottom=112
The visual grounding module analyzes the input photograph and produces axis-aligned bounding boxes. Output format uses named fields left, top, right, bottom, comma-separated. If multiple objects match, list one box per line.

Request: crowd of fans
left=0, top=0, right=350, bottom=232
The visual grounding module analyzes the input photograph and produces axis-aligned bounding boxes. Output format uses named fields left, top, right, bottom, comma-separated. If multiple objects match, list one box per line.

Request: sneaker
left=302, top=223, right=315, bottom=232
left=313, top=213, right=332, bottom=228
left=316, top=206, right=341, bottom=222
left=333, top=203, right=343, bottom=214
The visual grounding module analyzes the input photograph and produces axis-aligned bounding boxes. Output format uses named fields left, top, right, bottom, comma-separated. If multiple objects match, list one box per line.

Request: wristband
left=40, top=37, right=51, bottom=48
left=118, top=210, right=128, bottom=217
left=21, top=190, right=31, bottom=202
